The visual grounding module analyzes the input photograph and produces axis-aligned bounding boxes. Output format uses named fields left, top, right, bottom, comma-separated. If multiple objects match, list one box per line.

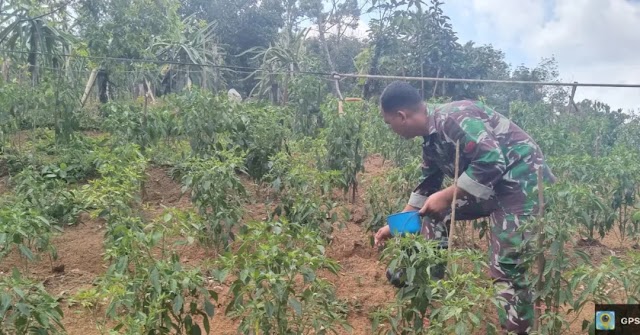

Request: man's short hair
left=380, top=81, right=423, bottom=113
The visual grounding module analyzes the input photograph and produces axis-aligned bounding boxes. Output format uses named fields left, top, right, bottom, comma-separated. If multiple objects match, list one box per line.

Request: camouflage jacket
left=408, top=100, right=556, bottom=215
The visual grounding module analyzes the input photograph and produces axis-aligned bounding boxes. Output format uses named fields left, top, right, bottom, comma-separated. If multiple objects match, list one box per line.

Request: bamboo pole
left=145, top=78, right=156, bottom=103
left=449, top=140, right=461, bottom=251
left=533, top=167, right=547, bottom=332
left=80, top=68, right=98, bottom=107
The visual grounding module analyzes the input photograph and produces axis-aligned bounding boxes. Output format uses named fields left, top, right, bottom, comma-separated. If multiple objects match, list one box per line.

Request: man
left=373, top=81, right=555, bottom=335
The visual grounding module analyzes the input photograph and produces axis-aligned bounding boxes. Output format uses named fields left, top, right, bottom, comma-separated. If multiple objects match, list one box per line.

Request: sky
left=344, top=0, right=640, bottom=112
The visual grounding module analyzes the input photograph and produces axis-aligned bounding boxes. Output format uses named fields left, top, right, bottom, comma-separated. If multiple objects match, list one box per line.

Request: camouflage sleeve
left=408, top=155, right=444, bottom=208
left=443, top=114, right=506, bottom=200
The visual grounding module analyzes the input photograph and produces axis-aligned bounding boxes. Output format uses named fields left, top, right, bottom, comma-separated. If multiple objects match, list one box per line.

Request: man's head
left=379, top=81, right=428, bottom=139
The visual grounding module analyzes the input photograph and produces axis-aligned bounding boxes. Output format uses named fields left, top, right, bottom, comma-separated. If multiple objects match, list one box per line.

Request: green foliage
left=0, top=269, right=65, bottom=335
left=372, top=235, right=501, bottom=334
left=101, top=99, right=181, bottom=150
left=265, top=146, right=341, bottom=236
left=174, top=149, right=246, bottom=251
left=288, top=75, right=325, bottom=137
left=364, top=158, right=422, bottom=235
left=11, top=167, right=81, bottom=227
left=79, top=215, right=215, bottom=335
left=0, top=202, right=58, bottom=264
left=322, top=99, right=366, bottom=202
left=79, top=143, right=146, bottom=223
left=0, top=78, right=80, bottom=143
left=72, top=143, right=215, bottom=334
left=215, top=220, right=351, bottom=335
left=240, top=103, right=292, bottom=180
left=174, top=89, right=290, bottom=180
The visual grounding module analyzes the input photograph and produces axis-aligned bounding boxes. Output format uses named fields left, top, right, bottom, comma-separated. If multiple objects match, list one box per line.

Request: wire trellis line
left=335, top=73, right=640, bottom=88
left=4, top=49, right=640, bottom=89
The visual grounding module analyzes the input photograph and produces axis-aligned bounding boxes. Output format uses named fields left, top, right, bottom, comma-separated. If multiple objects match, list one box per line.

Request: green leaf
left=204, top=298, right=215, bottom=317
left=0, top=294, right=11, bottom=315
left=173, top=295, right=184, bottom=314
left=150, top=268, right=160, bottom=293
left=406, top=267, right=416, bottom=284
left=190, top=325, right=202, bottom=335
left=288, top=297, right=302, bottom=316
left=18, top=244, right=34, bottom=261
left=16, top=303, right=30, bottom=315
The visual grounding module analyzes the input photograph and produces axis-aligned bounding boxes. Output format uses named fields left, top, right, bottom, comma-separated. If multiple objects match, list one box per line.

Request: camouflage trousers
left=420, top=194, right=535, bottom=335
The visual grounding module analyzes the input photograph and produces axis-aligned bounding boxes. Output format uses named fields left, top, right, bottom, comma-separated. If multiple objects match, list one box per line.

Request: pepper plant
left=173, top=147, right=246, bottom=251
left=321, top=99, right=366, bottom=203
left=0, top=268, right=65, bottom=335
left=264, top=148, right=341, bottom=237
left=214, top=220, right=351, bottom=335
left=372, top=234, right=501, bottom=334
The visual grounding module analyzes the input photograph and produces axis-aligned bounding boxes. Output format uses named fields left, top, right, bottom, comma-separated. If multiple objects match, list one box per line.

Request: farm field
left=1, top=90, right=640, bottom=335
left=2, top=0, right=640, bottom=334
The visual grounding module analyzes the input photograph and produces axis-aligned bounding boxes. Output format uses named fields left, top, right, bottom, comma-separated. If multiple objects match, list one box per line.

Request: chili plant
left=372, top=234, right=501, bottom=335
left=265, top=150, right=341, bottom=237
left=364, top=158, right=423, bottom=235
left=80, top=221, right=216, bottom=334
left=215, top=220, right=351, bottom=335
left=174, top=148, right=246, bottom=251
left=0, top=203, right=57, bottom=267
left=321, top=99, right=366, bottom=203
left=0, top=268, right=65, bottom=335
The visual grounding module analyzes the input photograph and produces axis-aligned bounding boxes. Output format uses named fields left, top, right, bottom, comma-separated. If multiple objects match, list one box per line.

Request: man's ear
left=396, top=110, right=408, bottom=121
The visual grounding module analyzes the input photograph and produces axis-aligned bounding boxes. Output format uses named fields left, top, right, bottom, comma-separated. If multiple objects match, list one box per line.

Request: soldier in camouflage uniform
left=373, top=81, right=556, bottom=335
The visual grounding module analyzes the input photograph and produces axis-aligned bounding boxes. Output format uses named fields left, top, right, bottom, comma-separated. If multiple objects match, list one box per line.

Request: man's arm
left=407, top=156, right=445, bottom=210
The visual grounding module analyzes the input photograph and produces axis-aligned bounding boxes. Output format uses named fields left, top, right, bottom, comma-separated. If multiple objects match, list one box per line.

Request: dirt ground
left=1, top=154, right=637, bottom=335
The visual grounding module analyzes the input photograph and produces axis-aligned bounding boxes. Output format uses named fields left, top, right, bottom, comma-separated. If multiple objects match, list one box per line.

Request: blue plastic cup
left=386, top=210, right=422, bottom=236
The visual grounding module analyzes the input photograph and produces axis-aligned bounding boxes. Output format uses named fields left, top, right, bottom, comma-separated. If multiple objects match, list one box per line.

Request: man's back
left=422, top=100, right=555, bottom=213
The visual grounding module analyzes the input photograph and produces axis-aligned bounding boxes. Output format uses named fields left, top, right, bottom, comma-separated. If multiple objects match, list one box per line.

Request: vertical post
left=332, top=73, right=344, bottom=101
left=202, top=41, right=207, bottom=90
left=1, top=59, right=9, bottom=82
left=432, top=68, right=441, bottom=98
left=81, top=69, right=98, bottom=107
left=141, top=93, right=148, bottom=202
left=420, top=64, right=425, bottom=99
left=568, top=82, right=579, bottom=113
left=533, top=167, right=546, bottom=332
left=270, top=72, right=278, bottom=104
left=449, top=140, right=461, bottom=251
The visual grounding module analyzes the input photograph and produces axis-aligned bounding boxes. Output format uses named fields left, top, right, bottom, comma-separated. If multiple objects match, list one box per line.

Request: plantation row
left=1, top=87, right=640, bottom=334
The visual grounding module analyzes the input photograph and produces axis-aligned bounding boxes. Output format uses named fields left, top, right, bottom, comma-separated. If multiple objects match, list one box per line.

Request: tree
left=300, top=0, right=362, bottom=99
left=180, top=0, right=286, bottom=95
left=75, top=0, right=183, bottom=101
left=0, top=0, right=74, bottom=84
left=150, top=15, right=226, bottom=95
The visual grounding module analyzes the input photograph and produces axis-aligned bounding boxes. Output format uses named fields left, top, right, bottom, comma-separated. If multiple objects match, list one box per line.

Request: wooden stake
left=2, top=59, right=9, bottom=82
left=145, top=78, right=156, bottom=104
left=449, top=140, right=461, bottom=251
left=432, top=67, right=441, bottom=98
left=81, top=69, right=98, bottom=107
left=533, top=167, right=547, bottom=332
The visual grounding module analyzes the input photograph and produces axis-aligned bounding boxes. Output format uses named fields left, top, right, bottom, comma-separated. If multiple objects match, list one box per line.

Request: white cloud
left=458, top=0, right=640, bottom=112
left=470, top=0, right=545, bottom=42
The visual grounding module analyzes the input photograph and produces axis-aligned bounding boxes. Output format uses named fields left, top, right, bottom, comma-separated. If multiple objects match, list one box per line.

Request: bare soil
left=2, top=154, right=636, bottom=335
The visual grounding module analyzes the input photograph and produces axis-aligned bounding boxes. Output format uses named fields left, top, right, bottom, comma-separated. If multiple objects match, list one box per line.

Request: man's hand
left=374, top=225, right=391, bottom=247
left=419, top=186, right=457, bottom=217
